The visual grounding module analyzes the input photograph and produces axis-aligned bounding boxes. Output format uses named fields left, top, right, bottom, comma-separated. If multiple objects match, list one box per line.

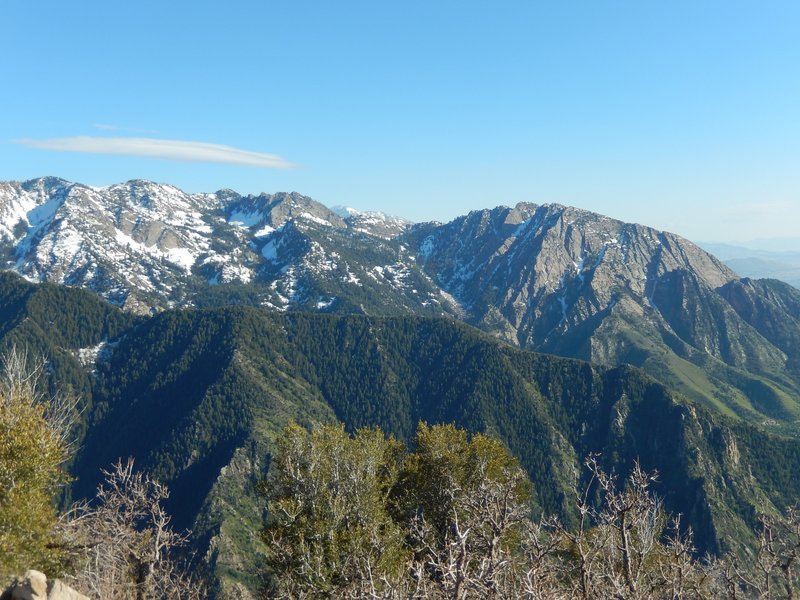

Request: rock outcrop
left=2, top=570, right=89, bottom=600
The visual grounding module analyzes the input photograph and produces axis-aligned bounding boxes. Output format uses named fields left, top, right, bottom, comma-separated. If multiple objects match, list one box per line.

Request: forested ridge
left=2, top=272, right=800, bottom=596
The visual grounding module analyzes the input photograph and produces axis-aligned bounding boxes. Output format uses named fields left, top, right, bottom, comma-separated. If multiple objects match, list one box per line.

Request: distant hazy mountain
left=699, top=242, right=800, bottom=289
left=2, top=178, right=800, bottom=434
left=731, top=237, right=800, bottom=253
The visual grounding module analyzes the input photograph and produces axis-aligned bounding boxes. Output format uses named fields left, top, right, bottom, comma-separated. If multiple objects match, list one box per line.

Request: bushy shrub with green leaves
left=0, top=351, right=73, bottom=580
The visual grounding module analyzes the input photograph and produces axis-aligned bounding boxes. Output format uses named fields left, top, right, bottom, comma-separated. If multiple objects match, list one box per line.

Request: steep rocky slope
left=408, top=204, right=800, bottom=430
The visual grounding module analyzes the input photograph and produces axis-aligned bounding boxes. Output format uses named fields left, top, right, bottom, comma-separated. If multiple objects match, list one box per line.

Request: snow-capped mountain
left=331, top=205, right=411, bottom=239
left=1, top=178, right=220, bottom=310
left=0, top=178, right=414, bottom=313
left=0, top=177, right=760, bottom=335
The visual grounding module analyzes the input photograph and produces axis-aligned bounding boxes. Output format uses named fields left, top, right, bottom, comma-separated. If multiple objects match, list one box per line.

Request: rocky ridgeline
left=1, top=571, right=87, bottom=600
left=0, top=177, right=738, bottom=330
left=0, top=178, right=410, bottom=312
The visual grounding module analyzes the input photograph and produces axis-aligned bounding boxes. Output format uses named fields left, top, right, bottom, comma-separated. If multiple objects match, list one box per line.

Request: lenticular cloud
left=15, top=136, right=295, bottom=169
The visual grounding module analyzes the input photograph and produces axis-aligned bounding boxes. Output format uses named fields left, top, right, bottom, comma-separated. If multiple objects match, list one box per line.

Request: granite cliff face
left=408, top=202, right=735, bottom=348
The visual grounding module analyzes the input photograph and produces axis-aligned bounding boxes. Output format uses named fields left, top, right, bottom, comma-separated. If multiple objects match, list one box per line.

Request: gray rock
left=9, top=570, right=47, bottom=600
left=46, top=580, right=89, bottom=600
left=3, top=572, right=88, bottom=600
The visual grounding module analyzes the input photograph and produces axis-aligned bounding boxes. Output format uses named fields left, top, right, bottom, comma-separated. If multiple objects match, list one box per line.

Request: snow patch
left=166, top=247, right=195, bottom=272
left=262, top=239, right=279, bottom=262
left=299, top=212, right=332, bottom=227
left=75, top=341, right=107, bottom=367
left=316, top=297, right=335, bottom=309
left=253, top=224, right=275, bottom=237
left=573, top=256, right=586, bottom=285
left=228, top=210, right=264, bottom=227
left=419, top=236, right=435, bottom=258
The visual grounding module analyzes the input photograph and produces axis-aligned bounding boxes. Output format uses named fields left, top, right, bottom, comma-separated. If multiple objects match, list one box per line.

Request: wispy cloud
left=14, top=136, right=296, bottom=169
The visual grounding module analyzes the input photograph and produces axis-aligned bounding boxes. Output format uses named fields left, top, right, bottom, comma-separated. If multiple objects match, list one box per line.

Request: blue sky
left=2, top=1, right=798, bottom=244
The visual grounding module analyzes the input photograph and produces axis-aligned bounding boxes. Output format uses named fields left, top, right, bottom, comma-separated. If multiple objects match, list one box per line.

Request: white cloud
left=14, top=136, right=296, bottom=169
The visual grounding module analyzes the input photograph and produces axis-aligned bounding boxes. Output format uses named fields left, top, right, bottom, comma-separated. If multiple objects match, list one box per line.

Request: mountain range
left=2, top=178, right=800, bottom=597
left=700, top=241, right=800, bottom=290
left=2, top=177, right=799, bottom=434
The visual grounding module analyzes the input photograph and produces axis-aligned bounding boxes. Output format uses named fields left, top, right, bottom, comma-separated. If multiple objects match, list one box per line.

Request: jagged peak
left=330, top=205, right=360, bottom=218
left=223, top=191, right=345, bottom=230
left=108, top=179, right=189, bottom=196
left=17, top=176, right=74, bottom=194
left=330, top=205, right=411, bottom=238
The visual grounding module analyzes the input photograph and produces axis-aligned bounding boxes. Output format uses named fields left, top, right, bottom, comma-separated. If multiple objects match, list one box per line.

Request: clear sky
left=2, top=1, right=798, bottom=244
